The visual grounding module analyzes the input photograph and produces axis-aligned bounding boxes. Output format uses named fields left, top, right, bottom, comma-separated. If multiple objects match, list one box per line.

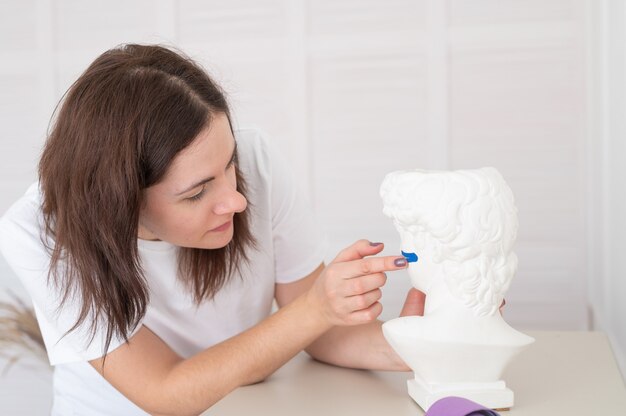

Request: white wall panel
left=54, top=0, right=159, bottom=50
left=308, top=0, right=426, bottom=35
left=449, top=0, right=576, bottom=24
left=310, top=53, right=428, bottom=241
left=0, top=0, right=611, bottom=351
left=178, top=0, right=286, bottom=41
left=0, top=0, right=53, bottom=216
left=308, top=1, right=428, bottom=318
left=447, top=3, right=588, bottom=329
left=0, top=0, right=39, bottom=51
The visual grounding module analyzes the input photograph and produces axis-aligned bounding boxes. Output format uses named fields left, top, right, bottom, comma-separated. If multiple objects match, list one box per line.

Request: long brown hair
left=38, top=44, right=256, bottom=357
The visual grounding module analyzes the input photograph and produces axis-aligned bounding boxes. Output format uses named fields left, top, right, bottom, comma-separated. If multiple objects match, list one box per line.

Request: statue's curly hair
left=380, top=167, right=518, bottom=316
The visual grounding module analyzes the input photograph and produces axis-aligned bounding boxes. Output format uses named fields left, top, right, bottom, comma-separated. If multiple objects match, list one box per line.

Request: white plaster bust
left=380, top=167, right=534, bottom=410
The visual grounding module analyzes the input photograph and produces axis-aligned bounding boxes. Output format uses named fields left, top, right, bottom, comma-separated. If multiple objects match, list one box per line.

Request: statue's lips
left=401, top=251, right=419, bottom=263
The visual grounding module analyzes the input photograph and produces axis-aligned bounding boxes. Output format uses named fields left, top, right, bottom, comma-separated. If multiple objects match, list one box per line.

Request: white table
left=204, top=331, right=626, bottom=415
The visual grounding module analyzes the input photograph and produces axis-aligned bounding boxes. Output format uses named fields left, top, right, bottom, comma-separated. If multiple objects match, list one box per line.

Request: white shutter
left=0, top=0, right=591, bottom=331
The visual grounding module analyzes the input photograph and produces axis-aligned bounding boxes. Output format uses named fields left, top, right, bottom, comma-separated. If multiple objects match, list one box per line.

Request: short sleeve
left=261, top=134, right=328, bottom=283
left=0, top=183, right=140, bottom=365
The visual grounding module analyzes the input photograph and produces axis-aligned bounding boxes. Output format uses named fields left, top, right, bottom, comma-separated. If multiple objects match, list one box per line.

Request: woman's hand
left=399, top=287, right=426, bottom=317
left=305, top=239, right=408, bottom=327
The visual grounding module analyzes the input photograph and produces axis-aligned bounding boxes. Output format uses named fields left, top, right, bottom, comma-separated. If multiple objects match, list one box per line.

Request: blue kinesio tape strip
left=401, top=251, right=418, bottom=263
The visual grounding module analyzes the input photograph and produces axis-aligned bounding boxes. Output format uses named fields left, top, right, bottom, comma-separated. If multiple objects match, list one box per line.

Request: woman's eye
left=187, top=187, right=205, bottom=202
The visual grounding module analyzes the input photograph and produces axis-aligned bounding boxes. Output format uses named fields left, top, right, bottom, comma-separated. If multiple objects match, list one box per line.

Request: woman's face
left=138, top=113, right=248, bottom=249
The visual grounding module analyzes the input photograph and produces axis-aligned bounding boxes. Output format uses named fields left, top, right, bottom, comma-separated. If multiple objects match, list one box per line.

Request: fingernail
left=394, top=257, right=407, bottom=267
left=369, top=242, right=383, bottom=246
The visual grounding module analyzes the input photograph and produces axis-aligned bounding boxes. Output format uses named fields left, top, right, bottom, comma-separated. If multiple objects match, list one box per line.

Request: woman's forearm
left=304, top=320, right=409, bottom=371
left=156, top=293, right=332, bottom=415
left=95, top=292, right=332, bottom=416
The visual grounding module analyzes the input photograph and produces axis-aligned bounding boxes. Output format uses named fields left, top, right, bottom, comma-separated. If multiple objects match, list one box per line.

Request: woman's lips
left=209, top=220, right=232, bottom=232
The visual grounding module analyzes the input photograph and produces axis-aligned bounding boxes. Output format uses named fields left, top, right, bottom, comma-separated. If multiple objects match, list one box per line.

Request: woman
left=0, top=44, right=423, bottom=416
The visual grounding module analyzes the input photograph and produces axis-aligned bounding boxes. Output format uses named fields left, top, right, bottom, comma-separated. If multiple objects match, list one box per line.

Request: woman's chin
left=199, top=230, right=234, bottom=249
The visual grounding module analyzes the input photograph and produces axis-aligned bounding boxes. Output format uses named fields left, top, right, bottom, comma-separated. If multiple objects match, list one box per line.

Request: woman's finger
left=331, top=239, right=385, bottom=263
left=399, top=288, right=426, bottom=317
left=329, top=255, right=407, bottom=282
left=336, top=272, right=387, bottom=297
left=346, top=288, right=383, bottom=312
left=349, top=301, right=383, bottom=324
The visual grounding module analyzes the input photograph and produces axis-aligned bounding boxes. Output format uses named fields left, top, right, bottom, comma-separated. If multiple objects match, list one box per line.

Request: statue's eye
left=401, top=251, right=419, bottom=263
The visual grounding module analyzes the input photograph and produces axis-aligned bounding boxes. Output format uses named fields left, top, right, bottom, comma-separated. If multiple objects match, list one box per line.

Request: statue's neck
left=423, top=282, right=480, bottom=318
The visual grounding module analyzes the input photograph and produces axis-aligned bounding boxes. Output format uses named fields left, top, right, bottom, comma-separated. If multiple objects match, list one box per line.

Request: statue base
left=407, top=376, right=514, bottom=411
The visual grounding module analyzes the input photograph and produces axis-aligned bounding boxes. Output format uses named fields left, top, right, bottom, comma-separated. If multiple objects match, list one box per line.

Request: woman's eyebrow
left=175, top=141, right=237, bottom=196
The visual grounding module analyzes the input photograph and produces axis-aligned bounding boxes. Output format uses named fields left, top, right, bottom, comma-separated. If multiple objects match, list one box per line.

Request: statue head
left=380, top=167, right=518, bottom=317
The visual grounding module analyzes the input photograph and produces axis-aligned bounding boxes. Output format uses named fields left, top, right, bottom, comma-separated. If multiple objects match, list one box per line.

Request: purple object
left=425, top=396, right=501, bottom=416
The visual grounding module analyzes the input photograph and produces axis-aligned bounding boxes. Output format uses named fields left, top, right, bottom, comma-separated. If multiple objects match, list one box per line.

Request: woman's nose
left=213, top=187, right=247, bottom=216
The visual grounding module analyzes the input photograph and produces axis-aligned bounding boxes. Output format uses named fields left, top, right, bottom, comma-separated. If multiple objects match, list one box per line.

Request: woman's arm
left=90, top=239, right=407, bottom=416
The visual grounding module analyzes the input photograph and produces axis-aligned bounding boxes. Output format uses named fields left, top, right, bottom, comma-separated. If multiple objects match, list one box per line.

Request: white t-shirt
left=0, top=128, right=327, bottom=415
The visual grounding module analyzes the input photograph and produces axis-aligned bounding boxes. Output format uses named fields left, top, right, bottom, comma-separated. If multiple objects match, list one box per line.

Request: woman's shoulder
left=234, top=125, right=271, bottom=160
left=0, top=182, right=43, bottom=234
left=0, top=182, right=49, bottom=267
left=233, top=126, right=278, bottom=180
